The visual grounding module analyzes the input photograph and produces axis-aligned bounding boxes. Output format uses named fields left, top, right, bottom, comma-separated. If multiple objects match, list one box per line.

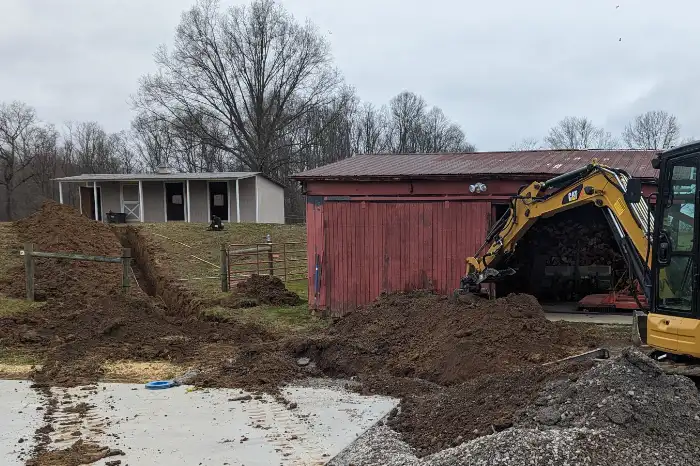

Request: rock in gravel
left=296, top=357, right=311, bottom=367
left=536, top=407, right=560, bottom=426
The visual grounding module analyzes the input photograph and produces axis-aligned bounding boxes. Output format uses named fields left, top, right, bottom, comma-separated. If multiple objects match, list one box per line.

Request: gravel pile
left=521, top=347, right=700, bottom=436
left=331, top=349, right=700, bottom=466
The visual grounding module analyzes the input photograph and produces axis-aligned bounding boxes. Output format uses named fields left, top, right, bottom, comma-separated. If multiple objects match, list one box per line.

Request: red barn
left=294, top=150, right=658, bottom=315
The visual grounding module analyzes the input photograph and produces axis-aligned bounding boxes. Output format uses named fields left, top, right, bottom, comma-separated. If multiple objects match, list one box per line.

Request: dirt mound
left=13, top=294, right=285, bottom=388
left=330, top=350, right=700, bottom=466
left=304, top=292, right=597, bottom=387
left=0, top=201, right=123, bottom=302
left=235, top=274, right=302, bottom=306
left=389, top=362, right=592, bottom=456
left=521, top=348, right=700, bottom=435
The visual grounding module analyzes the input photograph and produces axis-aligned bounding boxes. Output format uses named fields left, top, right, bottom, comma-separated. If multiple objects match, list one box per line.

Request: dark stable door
left=655, top=156, right=697, bottom=316
left=209, top=182, right=228, bottom=221
left=165, top=183, right=185, bottom=221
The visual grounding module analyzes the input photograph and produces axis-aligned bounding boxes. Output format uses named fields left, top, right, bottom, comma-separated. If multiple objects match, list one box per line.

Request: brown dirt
left=0, top=201, right=633, bottom=460
left=293, top=291, right=624, bottom=456
left=0, top=201, right=123, bottom=303
left=26, top=440, right=124, bottom=466
left=388, top=361, right=594, bottom=456
left=0, top=202, right=305, bottom=390
left=301, top=292, right=600, bottom=386
left=234, top=274, right=303, bottom=306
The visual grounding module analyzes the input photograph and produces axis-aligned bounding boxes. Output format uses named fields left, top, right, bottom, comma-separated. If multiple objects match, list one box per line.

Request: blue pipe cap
left=145, top=380, right=176, bottom=390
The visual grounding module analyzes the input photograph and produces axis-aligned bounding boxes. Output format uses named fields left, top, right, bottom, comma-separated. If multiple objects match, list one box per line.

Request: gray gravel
left=330, top=349, right=700, bottom=466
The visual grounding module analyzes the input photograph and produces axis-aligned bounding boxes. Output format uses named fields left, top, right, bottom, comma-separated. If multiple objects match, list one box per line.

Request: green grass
left=137, top=222, right=306, bottom=298
left=203, top=302, right=327, bottom=333
left=0, top=296, right=44, bottom=317
left=0, top=348, right=42, bottom=366
left=138, top=223, right=320, bottom=331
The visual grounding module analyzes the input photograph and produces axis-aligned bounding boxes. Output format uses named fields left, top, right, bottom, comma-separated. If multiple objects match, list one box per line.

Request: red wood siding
left=308, top=199, right=489, bottom=315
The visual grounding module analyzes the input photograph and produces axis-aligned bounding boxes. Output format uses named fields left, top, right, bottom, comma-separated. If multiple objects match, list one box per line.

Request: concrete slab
left=0, top=380, right=43, bottom=465
left=2, top=380, right=397, bottom=465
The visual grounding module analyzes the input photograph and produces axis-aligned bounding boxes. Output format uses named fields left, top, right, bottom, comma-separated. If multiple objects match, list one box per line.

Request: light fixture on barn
left=469, top=183, right=487, bottom=194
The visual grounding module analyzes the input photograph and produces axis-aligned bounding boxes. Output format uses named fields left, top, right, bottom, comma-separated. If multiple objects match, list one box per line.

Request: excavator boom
left=461, top=161, right=654, bottom=300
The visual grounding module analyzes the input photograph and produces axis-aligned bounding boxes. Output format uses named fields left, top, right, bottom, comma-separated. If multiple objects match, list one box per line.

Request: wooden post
left=283, top=243, right=287, bottom=283
left=266, top=235, right=274, bottom=276
left=235, top=178, right=241, bottom=223
left=121, top=248, right=131, bottom=293
left=24, top=243, right=34, bottom=301
left=59, top=181, right=64, bottom=204
left=220, top=243, right=229, bottom=292
left=93, top=182, right=99, bottom=221
left=186, top=179, right=191, bottom=223
left=138, top=180, right=144, bottom=223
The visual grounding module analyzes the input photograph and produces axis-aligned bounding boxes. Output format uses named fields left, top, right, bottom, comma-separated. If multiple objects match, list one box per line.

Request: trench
left=110, top=225, right=202, bottom=316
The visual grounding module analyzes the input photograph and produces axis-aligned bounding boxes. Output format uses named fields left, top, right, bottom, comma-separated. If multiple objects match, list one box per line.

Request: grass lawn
left=138, top=222, right=320, bottom=333
left=137, top=222, right=306, bottom=296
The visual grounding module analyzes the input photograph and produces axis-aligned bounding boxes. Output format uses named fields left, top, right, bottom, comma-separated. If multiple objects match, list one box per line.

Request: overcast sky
left=2, top=0, right=698, bottom=151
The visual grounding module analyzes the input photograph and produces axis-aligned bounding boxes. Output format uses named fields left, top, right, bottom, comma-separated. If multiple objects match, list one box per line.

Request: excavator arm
left=461, top=161, right=655, bottom=299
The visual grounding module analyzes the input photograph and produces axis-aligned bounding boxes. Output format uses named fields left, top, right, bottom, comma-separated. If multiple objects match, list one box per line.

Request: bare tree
left=30, top=125, right=61, bottom=199
left=135, top=0, right=345, bottom=176
left=417, top=107, right=474, bottom=153
left=131, top=112, right=174, bottom=171
left=509, top=137, right=542, bottom=151
left=0, top=101, right=41, bottom=219
left=545, top=116, right=617, bottom=150
left=351, top=102, right=389, bottom=155
left=386, top=91, right=426, bottom=153
left=623, top=110, right=680, bottom=150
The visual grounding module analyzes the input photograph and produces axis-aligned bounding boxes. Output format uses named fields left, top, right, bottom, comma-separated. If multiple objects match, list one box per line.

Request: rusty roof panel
left=293, top=150, right=659, bottom=180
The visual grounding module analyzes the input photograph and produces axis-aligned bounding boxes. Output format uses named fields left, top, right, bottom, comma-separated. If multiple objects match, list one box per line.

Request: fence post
left=266, top=235, right=274, bottom=276
left=121, top=248, right=131, bottom=293
left=283, top=243, right=287, bottom=283
left=220, top=243, right=229, bottom=292
left=24, top=243, right=34, bottom=301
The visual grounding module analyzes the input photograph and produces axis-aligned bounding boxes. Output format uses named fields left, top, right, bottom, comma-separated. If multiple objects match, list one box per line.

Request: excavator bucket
left=632, top=310, right=648, bottom=346
left=459, top=267, right=517, bottom=294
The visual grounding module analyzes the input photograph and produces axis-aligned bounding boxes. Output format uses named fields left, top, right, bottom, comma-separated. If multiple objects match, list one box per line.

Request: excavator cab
left=644, top=142, right=700, bottom=358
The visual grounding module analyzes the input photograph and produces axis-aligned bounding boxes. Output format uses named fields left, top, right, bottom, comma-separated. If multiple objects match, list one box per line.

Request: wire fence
left=227, top=240, right=307, bottom=286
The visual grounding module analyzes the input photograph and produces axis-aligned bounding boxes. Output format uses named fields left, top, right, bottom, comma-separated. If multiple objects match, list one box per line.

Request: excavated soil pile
left=2, top=293, right=284, bottom=388
left=330, top=350, right=700, bottom=466
left=234, top=274, right=303, bottom=306
left=0, top=201, right=123, bottom=302
left=388, top=361, right=592, bottom=456
left=305, top=292, right=598, bottom=387
left=0, top=203, right=307, bottom=389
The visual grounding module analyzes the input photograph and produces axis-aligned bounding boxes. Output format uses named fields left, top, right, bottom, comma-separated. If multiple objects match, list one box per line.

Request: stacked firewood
left=524, top=218, right=625, bottom=268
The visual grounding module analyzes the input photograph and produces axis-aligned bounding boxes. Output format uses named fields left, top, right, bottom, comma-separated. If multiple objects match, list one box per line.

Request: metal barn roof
left=54, top=171, right=260, bottom=182
left=293, top=150, right=660, bottom=181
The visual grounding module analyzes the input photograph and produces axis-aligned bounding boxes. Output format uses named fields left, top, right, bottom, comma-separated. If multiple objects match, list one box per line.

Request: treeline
left=511, top=111, right=690, bottom=151
left=0, top=0, right=693, bottom=221
left=0, top=1, right=474, bottom=220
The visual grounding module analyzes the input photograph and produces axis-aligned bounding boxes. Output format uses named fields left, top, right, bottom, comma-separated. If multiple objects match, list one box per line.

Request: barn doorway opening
left=165, top=182, right=185, bottom=221
left=79, top=186, right=102, bottom=221
left=209, top=182, right=229, bottom=221
left=497, top=204, right=626, bottom=303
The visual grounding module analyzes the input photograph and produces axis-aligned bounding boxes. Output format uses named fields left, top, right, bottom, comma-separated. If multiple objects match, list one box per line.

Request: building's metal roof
left=293, top=150, right=660, bottom=181
left=54, top=172, right=260, bottom=182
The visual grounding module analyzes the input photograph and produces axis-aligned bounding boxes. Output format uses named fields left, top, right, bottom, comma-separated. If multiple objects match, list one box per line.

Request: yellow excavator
left=459, top=144, right=700, bottom=365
